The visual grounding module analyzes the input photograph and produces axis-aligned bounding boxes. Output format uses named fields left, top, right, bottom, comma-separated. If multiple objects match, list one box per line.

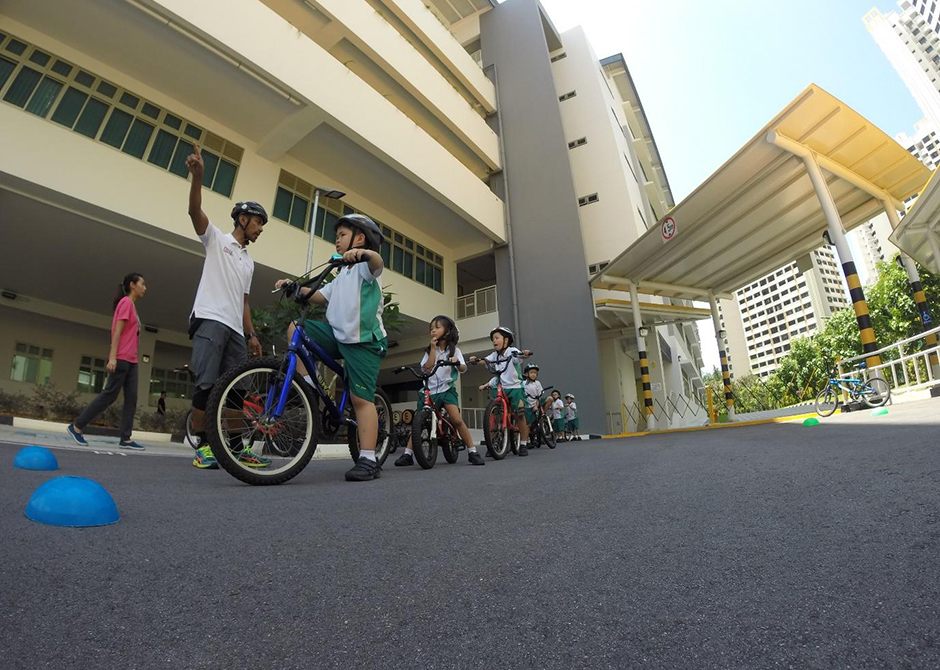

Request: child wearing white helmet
left=565, top=393, right=581, bottom=441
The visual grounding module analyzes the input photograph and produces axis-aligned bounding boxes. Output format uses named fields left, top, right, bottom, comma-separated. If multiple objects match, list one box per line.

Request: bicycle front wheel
left=483, top=399, right=509, bottom=460
left=411, top=408, right=438, bottom=469
left=815, top=386, right=839, bottom=418
left=541, top=416, right=557, bottom=449
left=206, top=357, right=319, bottom=486
left=184, top=410, right=199, bottom=449
left=860, top=376, right=891, bottom=408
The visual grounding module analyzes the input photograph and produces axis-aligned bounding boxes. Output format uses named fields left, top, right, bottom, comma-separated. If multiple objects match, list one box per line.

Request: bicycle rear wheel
left=541, top=416, right=557, bottom=449
left=814, top=386, right=839, bottom=417
left=411, top=408, right=438, bottom=469
left=206, top=356, right=318, bottom=486
left=859, top=376, right=891, bottom=408
left=483, top=399, right=509, bottom=460
left=184, top=410, right=199, bottom=449
left=346, top=388, right=393, bottom=466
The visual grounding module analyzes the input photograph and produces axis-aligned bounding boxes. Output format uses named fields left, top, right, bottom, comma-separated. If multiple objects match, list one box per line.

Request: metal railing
left=455, top=285, right=497, bottom=320
left=463, top=407, right=485, bottom=431
left=837, top=323, right=940, bottom=394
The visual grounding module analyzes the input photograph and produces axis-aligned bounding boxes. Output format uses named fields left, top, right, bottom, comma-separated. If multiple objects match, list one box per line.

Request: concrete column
left=136, top=330, right=157, bottom=414
left=629, top=282, right=656, bottom=431
left=926, top=228, right=940, bottom=275
left=708, top=292, right=735, bottom=421
left=802, top=154, right=882, bottom=369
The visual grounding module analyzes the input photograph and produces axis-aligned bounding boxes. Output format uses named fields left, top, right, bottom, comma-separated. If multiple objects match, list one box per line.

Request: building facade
left=0, top=0, right=704, bottom=434
left=866, top=2, right=940, bottom=131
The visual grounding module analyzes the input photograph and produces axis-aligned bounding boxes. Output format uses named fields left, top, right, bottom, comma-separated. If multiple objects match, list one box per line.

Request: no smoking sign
left=661, top=216, right=677, bottom=242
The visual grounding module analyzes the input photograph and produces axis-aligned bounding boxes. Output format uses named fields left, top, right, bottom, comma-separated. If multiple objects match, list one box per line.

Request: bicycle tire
left=411, top=408, right=438, bottom=469
left=206, top=357, right=319, bottom=486
left=441, top=426, right=460, bottom=464
left=541, top=416, right=556, bottom=449
left=184, top=410, right=200, bottom=449
left=483, top=398, right=509, bottom=460
left=814, top=386, right=839, bottom=418
left=860, top=376, right=891, bottom=408
left=347, top=388, right=394, bottom=466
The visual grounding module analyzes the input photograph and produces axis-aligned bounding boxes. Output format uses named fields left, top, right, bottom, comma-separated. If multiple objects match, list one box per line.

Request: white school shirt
left=320, top=261, right=387, bottom=344
left=191, top=222, right=253, bottom=335
left=523, top=380, right=543, bottom=408
left=566, top=402, right=577, bottom=420
left=420, top=346, right=466, bottom=395
left=552, top=398, right=564, bottom=420
left=483, top=347, right=524, bottom=389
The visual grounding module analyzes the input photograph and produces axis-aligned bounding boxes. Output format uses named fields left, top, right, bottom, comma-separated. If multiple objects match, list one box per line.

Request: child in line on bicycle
left=551, top=390, right=566, bottom=442
left=274, top=214, right=387, bottom=482
left=565, top=393, right=581, bottom=441
left=395, top=315, right=485, bottom=467
left=469, top=326, right=532, bottom=457
left=522, top=364, right=543, bottom=433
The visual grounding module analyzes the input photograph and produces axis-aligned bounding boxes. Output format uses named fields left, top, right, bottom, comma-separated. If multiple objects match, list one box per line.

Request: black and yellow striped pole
left=709, top=293, right=735, bottom=421
left=802, top=154, right=883, bottom=371
left=885, top=208, right=939, bottom=374
left=629, top=281, right=656, bottom=431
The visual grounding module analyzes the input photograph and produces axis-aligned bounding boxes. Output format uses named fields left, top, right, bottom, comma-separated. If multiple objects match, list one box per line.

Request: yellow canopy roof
left=591, top=84, right=931, bottom=300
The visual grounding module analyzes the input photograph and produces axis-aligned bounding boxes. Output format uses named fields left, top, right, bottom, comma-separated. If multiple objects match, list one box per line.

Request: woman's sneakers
left=346, top=457, right=381, bottom=481
left=67, top=424, right=88, bottom=446
left=192, top=445, right=219, bottom=469
left=468, top=451, right=485, bottom=466
left=119, top=440, right=146, bottom=451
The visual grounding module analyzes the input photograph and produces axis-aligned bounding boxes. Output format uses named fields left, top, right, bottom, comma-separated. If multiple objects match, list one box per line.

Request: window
left=0, top=32, right=242, bottom=196
left=588, top=261, right=610, bottom=274
left=150, top=367, right=196, bottom=400
left=558, top=91, right=576, bottom=102
left=567, top=137, right=587, bottom=149
left=10, top=342, right=53, bottom=385
left=550, top=52, right=567, bottom=63
left=272, top=170, right=316, bottom=230
left=624, top=152, right=638, bottom=183
left=578, top=193, right=599, bottom=206
left=77, top=356, right=108, bottom=394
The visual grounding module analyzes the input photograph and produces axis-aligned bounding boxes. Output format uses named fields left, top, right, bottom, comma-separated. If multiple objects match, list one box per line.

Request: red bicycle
left=394, top=359, right=463, bottom=469
left=473, top=353, right=530, bottom=460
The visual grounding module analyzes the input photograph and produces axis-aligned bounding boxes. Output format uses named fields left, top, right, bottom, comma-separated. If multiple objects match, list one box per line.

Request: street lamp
left=717, top=329, right=727, bottom=340
left=306, top=187, right=347, bottom=273
left=638, top=326, right=649, bottom=338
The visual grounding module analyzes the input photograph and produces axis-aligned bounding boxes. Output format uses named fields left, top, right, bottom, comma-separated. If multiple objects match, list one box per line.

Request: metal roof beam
left=599, top=274, right=732, bottom=301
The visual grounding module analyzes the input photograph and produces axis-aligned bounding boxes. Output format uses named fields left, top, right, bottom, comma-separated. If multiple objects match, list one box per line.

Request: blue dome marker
left=13, top=446, right=59, bottom=471
left=25, top=476, right=119, bottom=527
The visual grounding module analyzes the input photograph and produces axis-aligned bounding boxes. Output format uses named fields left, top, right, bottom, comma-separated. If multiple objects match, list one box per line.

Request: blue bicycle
left=814, top=363, right=891, bottom=417
left=205, top=255, right=392, bottom=485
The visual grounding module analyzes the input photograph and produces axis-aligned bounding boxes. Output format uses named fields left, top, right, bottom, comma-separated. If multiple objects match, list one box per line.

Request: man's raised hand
left=185, top=144, right=204, bottom=181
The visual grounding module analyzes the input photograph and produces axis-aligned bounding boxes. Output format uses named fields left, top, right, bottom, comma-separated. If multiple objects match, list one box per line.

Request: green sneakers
left=192, top=445, right=218, bottom=469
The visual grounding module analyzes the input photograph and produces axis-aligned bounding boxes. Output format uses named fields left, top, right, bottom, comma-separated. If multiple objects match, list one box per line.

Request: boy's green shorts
left=491, top=386, right=525, bottom=412
left=524, top=407, right=538, bottom=425
left=416, top=387, right=459, bottom=411
left=553, top=417, right=565, bottom=432
left=303, top=321, right=387, bottom=400
left=568, top=417, right=580, bottom=430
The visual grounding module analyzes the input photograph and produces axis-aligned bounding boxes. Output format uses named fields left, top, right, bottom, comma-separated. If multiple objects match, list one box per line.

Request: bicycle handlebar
left=525, top=384, right=553, bottom=400
left=272, top=255, right=365, bottom=303
left=393, top=359, right=460, bottom=380
left=470, top=350, right=533, bottom=374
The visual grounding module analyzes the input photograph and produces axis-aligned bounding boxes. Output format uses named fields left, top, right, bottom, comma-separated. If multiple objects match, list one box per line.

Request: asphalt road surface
left=2, top=400, right=939, bottom=669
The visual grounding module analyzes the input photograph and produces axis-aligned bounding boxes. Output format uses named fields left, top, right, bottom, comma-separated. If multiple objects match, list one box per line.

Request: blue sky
left=535, top=0, right=924, bottom=374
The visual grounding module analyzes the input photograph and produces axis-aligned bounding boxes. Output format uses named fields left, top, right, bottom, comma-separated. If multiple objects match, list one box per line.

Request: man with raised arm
left=184, top=144, right=268, bottom=470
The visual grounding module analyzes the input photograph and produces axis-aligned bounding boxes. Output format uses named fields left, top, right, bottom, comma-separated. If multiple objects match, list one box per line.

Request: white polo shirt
left=420, top=346, right=466, bottom=395
left=523, top=379, right=543, bottom=408
left=483, top=347, right=523, bottom=389
left=190, top=222, right=253, bottom=335
left=320, top=261, right=387, bottom=344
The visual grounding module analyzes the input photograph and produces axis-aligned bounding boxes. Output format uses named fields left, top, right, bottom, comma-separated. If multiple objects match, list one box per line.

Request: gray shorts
left=191, top=319, right=247, bottom=391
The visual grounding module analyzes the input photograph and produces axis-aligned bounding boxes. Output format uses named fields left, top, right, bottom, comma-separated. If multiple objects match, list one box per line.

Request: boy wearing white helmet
left=468, top=326, right=532, bottom=456
left=565, top=393, right=581, bottom=441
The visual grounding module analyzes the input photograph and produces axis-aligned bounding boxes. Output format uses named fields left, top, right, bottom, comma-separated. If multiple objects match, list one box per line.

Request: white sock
left=469, top=446, right=477, bottom=453
left=520, top=440, right=527, bottom=446
left=404, top=447, right=414, bottom=456
left=361, top=449, right=376, bottom=462
left=303, top=374, right=314, bottom=387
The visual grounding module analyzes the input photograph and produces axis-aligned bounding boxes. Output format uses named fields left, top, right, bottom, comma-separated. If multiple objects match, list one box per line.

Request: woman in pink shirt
left=68, top=273, right=147, bottom=450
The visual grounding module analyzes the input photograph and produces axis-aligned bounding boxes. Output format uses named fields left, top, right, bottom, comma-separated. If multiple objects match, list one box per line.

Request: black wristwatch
left=247, top=332, right=258, bottom=341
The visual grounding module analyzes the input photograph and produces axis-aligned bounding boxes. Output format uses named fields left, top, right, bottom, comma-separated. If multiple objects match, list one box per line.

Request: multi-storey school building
left=0, top=0, right=705, bottom=434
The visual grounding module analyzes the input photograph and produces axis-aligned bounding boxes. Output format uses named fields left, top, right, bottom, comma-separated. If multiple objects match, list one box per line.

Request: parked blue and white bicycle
left=205, top=255, right=392, bottom=485
left=814, top=362, right=890, bottom=417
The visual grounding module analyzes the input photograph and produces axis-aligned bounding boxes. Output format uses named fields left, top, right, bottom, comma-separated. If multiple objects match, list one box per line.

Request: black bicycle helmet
left=432, top=314, right=460, bottom=339
left=334, top=213, right=384, bottom=252
left=231, top=201, right=268, bottom=225
left=524, top=363, right=539, bottom=373
left=490, top=326, right=514, bottom=345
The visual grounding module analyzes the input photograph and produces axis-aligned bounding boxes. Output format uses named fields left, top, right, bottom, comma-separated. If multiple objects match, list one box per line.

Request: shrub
left=31, top=384, right=81, bottom=422
left=0, top=389, right=30, bottom=415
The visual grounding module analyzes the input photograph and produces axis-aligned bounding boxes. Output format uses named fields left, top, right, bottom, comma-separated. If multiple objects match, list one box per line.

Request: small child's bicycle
left=393, top=359, right=463, bottom=468
left=814, top=362, right=891, bottom=417
left=474, top=353, right=530, bottom=460
left=526, top=385, right=556, bottom=449
left=205, top=255, right=392, bottom=485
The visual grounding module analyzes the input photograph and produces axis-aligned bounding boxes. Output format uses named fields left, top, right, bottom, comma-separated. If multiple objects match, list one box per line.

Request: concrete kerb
left=601, top=409, right=838, bottom=440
